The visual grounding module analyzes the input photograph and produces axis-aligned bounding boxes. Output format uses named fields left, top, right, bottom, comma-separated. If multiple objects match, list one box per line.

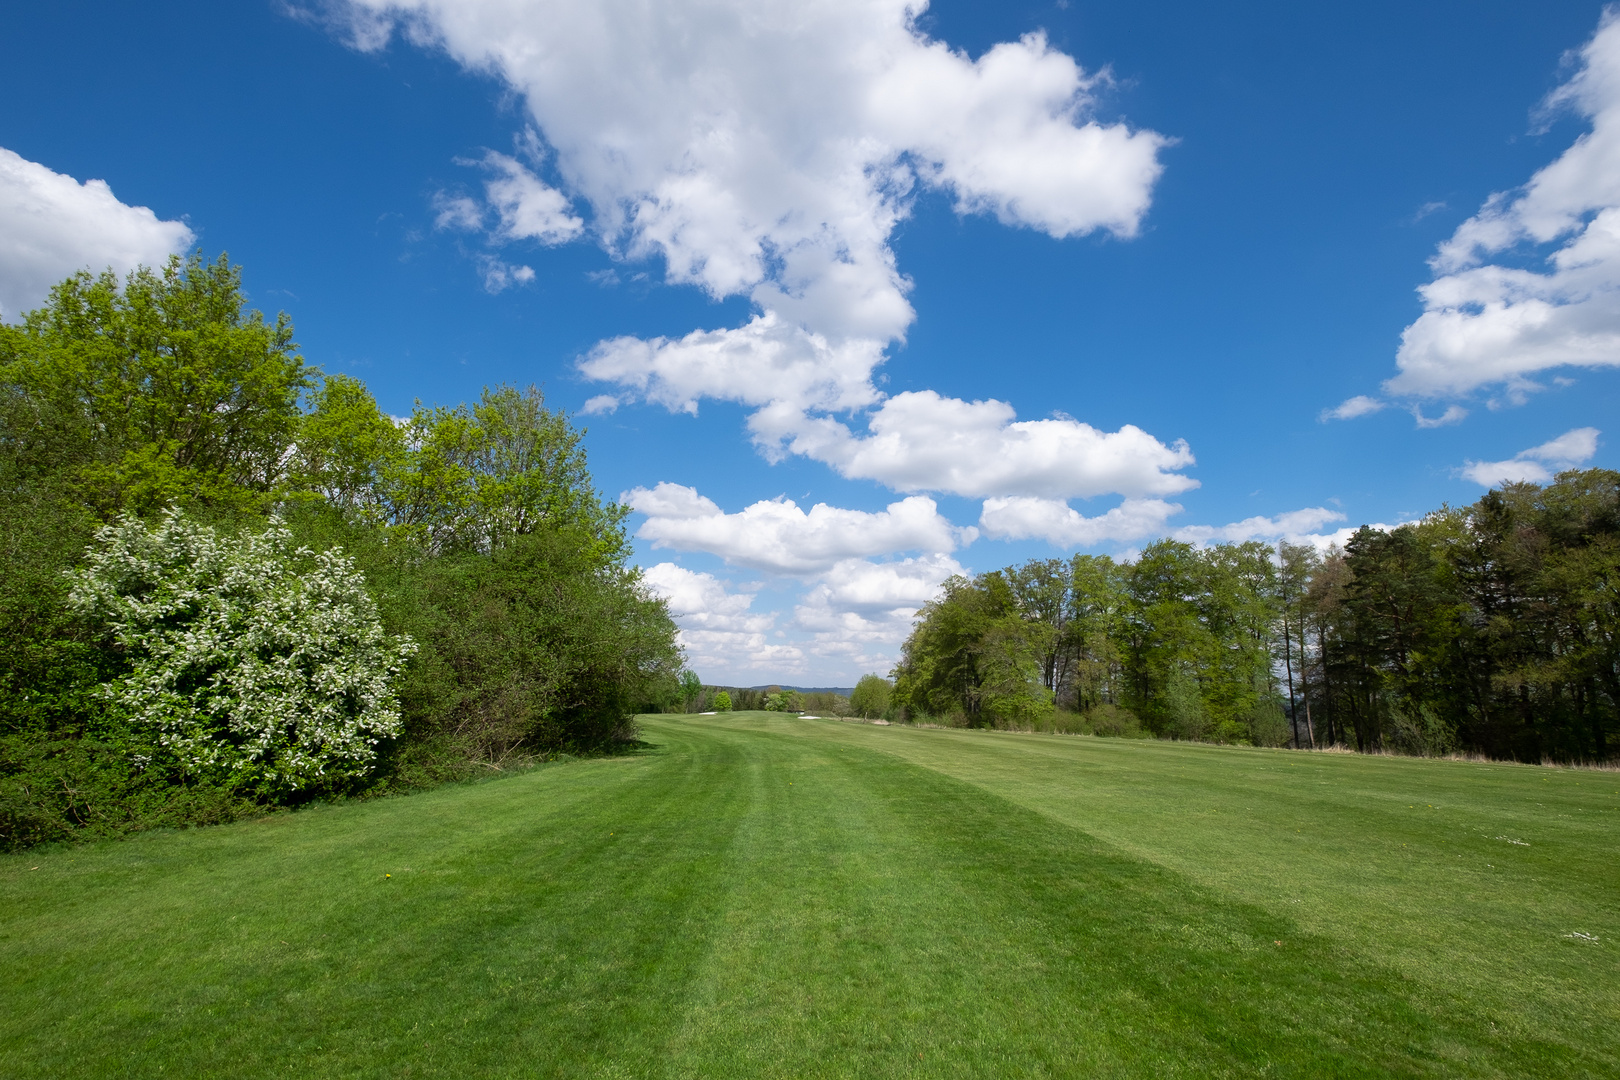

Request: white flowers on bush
left=68, top=510, right=415, bottom=791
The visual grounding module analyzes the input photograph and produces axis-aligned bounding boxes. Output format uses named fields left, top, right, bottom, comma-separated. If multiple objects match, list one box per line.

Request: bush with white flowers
left=68, top=510, right=415, bottom=793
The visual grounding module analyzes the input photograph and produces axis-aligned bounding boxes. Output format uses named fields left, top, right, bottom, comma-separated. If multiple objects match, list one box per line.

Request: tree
left=384, top=526, right=681, bottom=761
left=763, top=688, right=803, bottom=712
left=849, top=674, right=892, bottom=719
left=1, top=253, right=311, bottom=513
left=713, top=690, right=733, bottom=712
left=379, top=385, right=630, bottom=559
left=1067, top=555, right=1128, bottom=712
left=1276, top=542, right=1319, bottom=747
left=679, top=669, right=704, bottom=712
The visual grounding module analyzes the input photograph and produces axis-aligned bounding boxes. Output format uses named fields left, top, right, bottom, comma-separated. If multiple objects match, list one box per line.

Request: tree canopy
left=1, top=255, right=682, bottom=849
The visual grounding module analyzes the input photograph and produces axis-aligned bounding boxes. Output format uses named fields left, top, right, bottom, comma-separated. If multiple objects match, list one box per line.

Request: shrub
left=382, top=526, right=680, bottom=762
left=1085, top=703, right=1143, bottom=738
left=67, top=510, right=415, bottom=796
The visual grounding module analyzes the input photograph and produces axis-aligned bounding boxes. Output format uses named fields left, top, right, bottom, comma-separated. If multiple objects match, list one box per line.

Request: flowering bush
left=67, top=510, right=415, bottom=794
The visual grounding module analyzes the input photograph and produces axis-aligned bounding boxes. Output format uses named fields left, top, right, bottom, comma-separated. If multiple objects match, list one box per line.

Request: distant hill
left=746, top=685, right=854, bottom=697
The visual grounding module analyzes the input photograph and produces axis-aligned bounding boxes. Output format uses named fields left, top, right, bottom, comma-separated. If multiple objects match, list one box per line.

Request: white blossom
left=68, top=510, right=415, bottom=792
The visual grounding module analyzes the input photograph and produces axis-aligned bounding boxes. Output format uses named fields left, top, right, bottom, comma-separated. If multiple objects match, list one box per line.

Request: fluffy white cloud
left=980, top=496, right=1356, bottom=553
left=753, top=391, right=1198, bottom=498
left=336, top=0, right=1179, bottom=501
left=640, top=562, right=805, bottom=675
left=580, top=313, right=884, bottom=415
left=1171, top=506, right=1347, bottom=547
left=794, top=553, right=965, bottom=664
left=478, top=150, right=584, bottom=245
left=624, top=482, right=975, bottom=574
left=0, top=147, right=194, bottom=319
left=1389, top=11, right=1620, bottom=402
left=1460, top=426, right=1600, bottom=486
left=979, top=496, right=1181, bottom=546
left=344, top=1, right=1163, bottom=334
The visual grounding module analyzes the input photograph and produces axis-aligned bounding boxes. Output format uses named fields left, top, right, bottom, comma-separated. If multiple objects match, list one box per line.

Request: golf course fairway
left=2, top=712, right=1615, bottom=1077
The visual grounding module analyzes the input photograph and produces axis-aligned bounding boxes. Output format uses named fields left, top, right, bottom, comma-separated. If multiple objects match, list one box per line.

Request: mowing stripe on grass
left=0, top=713, right=1612, bottom=1077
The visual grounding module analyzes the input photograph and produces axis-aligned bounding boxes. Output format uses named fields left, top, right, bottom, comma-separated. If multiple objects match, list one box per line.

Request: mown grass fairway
left=2, top=713, right=1616, bottom=1077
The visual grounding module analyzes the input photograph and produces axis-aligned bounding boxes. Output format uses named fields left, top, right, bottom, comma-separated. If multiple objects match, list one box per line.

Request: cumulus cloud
left=1171, top=506, right=1348, bottom=547
left=795, top=553, right=965, bottom=662
left=640, top=562, right=804, bottom=674
left=753, top=391, right=1198, bottom=498
left=332, top=0, right=1179, bottom=501
left=477, top=150, right=584, bottom=245
left=980, top=496, right=1355, bottom=553
left=580, top=313, right=884, bottom=416
left=979, top=496, right=1181, bottom=546
left=1460, top=426, right=1600, bottom=486
left=0, top=147, right=194, bottom=319
left=1388, top=11, right=1620, bottom=402
left=625, top=482, right=975, bottom=574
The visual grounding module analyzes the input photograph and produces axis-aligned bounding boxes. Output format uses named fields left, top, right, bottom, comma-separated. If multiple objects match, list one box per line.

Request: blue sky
left=3, top=1, right=1617, bottom=684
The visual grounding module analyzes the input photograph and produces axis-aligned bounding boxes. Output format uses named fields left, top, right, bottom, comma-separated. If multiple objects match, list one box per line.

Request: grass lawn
left=2, top=712, right=1616, bottom=1077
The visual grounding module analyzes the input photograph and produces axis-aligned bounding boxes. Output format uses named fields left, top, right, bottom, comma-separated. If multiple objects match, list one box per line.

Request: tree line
left=890, top=469, right=1620, bottom=762
left=0, top=254, right=683, bottom=848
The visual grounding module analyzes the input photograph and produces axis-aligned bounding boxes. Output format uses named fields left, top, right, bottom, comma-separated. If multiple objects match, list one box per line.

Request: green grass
left=2, top=713, right=1616, bottom=1078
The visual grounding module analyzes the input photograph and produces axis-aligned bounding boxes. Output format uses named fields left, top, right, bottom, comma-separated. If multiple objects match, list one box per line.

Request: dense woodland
left=891, top=474, right=1620, bottom=763
left=0, top=255, right=683, bottom=848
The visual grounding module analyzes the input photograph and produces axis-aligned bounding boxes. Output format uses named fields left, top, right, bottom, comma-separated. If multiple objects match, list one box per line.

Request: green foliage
left=0, top=258, right=683, bottom=847
left=890, top=469, right=1619, bottom=760
left=379, top=526, right=679, bottom=762
left=849, top=674, right=893, bottom=719
left=713, top=690, right=733, bottom=712
left=0, top=253, right=311, bottom=513
left=762, top=689, right=803, bottom=712
left=678, top=670, right=704, bottom=712
left=300, top=382, right=629, bottom=559
left=894, top=544, right=1281, bottom=742
left=1083, top=702, right=1144, bottom=738
left=1296, top=470, right=1620, bottom=760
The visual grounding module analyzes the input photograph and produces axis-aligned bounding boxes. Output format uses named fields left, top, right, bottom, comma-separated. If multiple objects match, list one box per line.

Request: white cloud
left=752, top=390, right=1198, bottom=498
left=1460, top=426, right=1600, bottom=486
left=333, top=0, right=1178, bottom=502
left=580, top=313, right=883, bottom=416
left=1389, top=11, right=1620, bottom=401
left=794, top=553, right=965, bottom=667
left=0, top=147, right=194, bottom=319
left=475, top=254, right=535, bottom=293
left=979, top=496, right=1358, bottom=553
left=1171, top=506, right=1347, bottom=547
left=431, top=191, right=484, bottom=231
left=580, top=394, right=620, bottom=415
left=1321, top=394, right=1387, bottom=421
left=478, top=150, right=584, bottom=245
left=640, top=562, right=805, bottom=676
left=624, top=482, right=975, bottom=574
left=342, top=2, right=1164, bottom=330
left=979, top=496, right=1181, bottom=546
left=1412, top=404, right=1468, bottom=429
